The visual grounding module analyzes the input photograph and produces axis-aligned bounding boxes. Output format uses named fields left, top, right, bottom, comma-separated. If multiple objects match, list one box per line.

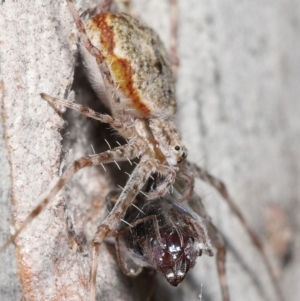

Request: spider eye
left=174, top=146, right=180, bottom=151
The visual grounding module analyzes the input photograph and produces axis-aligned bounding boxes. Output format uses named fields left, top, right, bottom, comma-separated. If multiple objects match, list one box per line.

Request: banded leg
left=89, top=156, right=156, bottom=300
left=188, top=162, right=284, bottom=301
left=66, top=0, right=101, bottom=59
left=0, top=143, right=143, bottom=252
left=41, top=93, right=127, bottom=128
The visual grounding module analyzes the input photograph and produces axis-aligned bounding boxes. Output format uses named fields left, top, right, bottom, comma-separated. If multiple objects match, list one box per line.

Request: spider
left=0, top=0, right=283, bottom=301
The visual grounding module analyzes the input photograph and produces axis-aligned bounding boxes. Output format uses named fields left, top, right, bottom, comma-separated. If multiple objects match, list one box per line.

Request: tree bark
left=0, top=0, right=299, bottom=301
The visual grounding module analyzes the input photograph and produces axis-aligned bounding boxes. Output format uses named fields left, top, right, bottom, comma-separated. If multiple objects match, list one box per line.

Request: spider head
left=148, top=119, right=188, bottom=166
left=171, top=144, right=188, bottom=164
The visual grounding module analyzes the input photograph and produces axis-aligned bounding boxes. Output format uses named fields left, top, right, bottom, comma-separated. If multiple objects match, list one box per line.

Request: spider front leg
left=0, top=141, right=143, bottom=252
left=41, top=93, right=124, bottom=127
left=89, top=156, right=156, bottom=301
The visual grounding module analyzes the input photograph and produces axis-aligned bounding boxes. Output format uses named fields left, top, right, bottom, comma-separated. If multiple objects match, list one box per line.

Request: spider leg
left=66, top=0, right=101, bottom=59
left=0, top=143, right=143, bottom=253
left=115, top=214, right=161, bottom=277
left=188, top=162, right=284, bottom=301
left=115, top=231, right=157, bottom=301
left=116, top=215, right=164, bottom=248
left=146, top=168, right=177, bottom=200
left=90, top=156, right=156, bottom=301
left=115, top=236, right=143, bottom=277
left=146, top=166, right=195, bottom=202
left=115, top=212, right=158, bottom=301
left=65, top=205, right=87, bottom=253
left=187, top=192, right=230, bottom=301
left=177, top=168, right=195, bottom=202
left=41, top=93, right=124, bottom=128
left=207, top=221, right=231, bottom=301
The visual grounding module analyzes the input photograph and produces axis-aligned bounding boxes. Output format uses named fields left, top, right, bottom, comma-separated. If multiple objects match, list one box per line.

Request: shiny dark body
left=107, top=190, right=213, bottom=286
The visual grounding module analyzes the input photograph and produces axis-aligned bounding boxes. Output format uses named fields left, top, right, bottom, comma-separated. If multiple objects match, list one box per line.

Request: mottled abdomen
left=85, top=13, right=176, bottom=119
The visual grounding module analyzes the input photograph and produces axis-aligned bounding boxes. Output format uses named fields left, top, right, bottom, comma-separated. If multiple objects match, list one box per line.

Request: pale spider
left=0, top=0, right=283, bottom=301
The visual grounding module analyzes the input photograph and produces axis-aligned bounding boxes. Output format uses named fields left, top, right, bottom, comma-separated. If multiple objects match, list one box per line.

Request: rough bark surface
left=0, top=1, right=299, bottom=301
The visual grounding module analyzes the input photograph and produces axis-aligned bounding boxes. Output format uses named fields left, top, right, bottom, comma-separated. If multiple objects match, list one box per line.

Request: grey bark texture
left=0, top=0, right=299, bottom=301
